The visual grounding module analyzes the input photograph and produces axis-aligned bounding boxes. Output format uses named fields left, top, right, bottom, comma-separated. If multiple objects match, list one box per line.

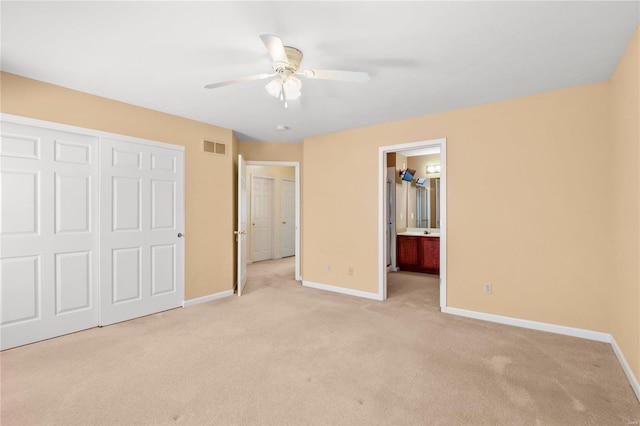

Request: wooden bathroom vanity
left=396, top=233, right=440, bottom=274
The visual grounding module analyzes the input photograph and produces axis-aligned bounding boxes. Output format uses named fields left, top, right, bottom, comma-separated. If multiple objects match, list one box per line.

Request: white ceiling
left=1, top=1, right=638, bottom=143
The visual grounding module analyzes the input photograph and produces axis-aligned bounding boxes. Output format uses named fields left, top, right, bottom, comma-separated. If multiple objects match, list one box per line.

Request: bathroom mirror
left=416, top=178, right=440, bottom=229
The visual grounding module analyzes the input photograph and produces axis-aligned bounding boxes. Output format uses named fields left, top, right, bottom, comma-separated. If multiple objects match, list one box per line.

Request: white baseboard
left=302, top=280, right=382, bottom=301
left=610, top=335, right=640, bottom=401
left=183, top=289, right=234, bottom=307
left=444, top=306, right=640, bottom=402
left=444, top=307, right=611, bottom=342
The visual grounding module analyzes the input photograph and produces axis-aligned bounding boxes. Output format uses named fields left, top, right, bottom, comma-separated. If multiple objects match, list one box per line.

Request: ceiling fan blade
left=301, top=69, right=370, bottom=83
left=260, top=34, right=289, bottom=64
left=204, top=73, right=275, bottom=89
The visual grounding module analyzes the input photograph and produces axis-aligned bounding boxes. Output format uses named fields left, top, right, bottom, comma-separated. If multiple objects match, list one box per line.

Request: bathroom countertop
left=397, top=231, right=440, bottom=238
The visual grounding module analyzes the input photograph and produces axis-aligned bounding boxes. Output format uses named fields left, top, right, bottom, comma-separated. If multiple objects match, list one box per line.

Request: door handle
left=177, top=233, right=183, bottom=238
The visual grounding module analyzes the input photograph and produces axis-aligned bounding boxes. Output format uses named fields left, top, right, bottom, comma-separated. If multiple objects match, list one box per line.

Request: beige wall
left=407, top=154, right=441, bottom=180
left=246, top=165, right=296, bottom=262
left=610, top=28, right=640, bottom=380
left=239, top=141, right=302, bottom=163
left=0, top=72, right=236, bottom=301
left=303, top=81, right=612, bottom=332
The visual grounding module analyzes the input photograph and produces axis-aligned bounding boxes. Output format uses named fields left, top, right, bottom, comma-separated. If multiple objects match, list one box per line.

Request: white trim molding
left=303, top=281, right=383, bottom=301
left=611, top=336, right=640, bottom=401
left=444, top=307, right=610, bottom=342
left=183, top=290, right=234, bottom=307
left=378, top=138, right=447, bottom=306
left=445, top=307, right=640, bottom=401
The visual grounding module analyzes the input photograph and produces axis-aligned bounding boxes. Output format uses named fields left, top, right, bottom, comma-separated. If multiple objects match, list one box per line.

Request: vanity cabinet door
left=420, top=237, right=440, bottom=270
left=397, top=236, right=420, bottom=267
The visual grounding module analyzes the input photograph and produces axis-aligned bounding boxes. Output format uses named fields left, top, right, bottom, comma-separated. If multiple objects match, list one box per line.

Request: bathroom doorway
left=378, top=139, right=447, bottom=310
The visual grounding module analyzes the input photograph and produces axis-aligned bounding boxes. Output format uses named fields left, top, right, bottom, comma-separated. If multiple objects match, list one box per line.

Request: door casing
left=244, top=161, right=301, bottom=281
left=378, top=138, right=446, bottom=307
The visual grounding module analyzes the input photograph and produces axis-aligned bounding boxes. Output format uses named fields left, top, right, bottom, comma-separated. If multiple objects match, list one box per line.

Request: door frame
left=280, top=177, right=296, bottom=258
left=378, top=138, right=447, bottom=308
left=245, top=161, right=301, bottom=281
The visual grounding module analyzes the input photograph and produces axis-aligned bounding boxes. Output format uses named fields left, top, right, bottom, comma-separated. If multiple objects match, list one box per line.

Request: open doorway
left=378, top=139, right=447, bottom=310
left=244, top=161, right=301, bottom=281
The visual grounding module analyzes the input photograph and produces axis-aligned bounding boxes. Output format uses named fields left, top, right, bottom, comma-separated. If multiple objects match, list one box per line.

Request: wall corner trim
left=610, top=335, right=640, bottom=401
left=444, top=307, right=640, bottom=401
left=183, top=290, right=234, bottom=307
left=302, top=281, right=383, bottom=301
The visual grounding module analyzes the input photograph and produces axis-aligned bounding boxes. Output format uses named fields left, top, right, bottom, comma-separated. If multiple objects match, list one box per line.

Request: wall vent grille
left=203, top=140, right=226, bottom=156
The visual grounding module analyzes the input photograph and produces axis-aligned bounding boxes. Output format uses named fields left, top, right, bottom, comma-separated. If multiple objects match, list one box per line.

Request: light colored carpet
left=1, top=257, right=638, bottom=425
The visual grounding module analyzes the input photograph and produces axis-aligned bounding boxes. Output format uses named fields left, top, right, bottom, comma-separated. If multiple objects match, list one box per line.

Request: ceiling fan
left=204, top=34, right=370, bottom=108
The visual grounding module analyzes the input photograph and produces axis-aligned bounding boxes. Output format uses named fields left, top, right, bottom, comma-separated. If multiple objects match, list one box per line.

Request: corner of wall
left=609, top=26, right=640, bottom=384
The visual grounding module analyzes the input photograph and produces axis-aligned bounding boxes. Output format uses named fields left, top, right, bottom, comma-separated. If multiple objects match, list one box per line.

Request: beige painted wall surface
left=238, top=141, right=302, bottom=163
left=407, top=154, right=441, bottom=180
left=303, top=81, right=612, bottom=332
left=246, top=165, right=296, bottom=262
left=610, top=28, right=640, bottom=380
left=0, top=72, right=236, bottom=300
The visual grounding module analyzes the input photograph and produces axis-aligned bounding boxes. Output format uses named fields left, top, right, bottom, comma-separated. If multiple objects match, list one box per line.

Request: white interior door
left=237, top=155, right=247, bottom=295
left=280, top=179, right=295, bottom=258
left=0, top=122, right=99, bottom=349
left=99, top=138, right=184, bottom=326
left=251, top=176, right=273, bottom=262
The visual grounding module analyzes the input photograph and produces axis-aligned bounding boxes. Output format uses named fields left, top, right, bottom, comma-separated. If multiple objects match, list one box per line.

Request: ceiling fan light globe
left=265, top=78, right=283, bottom=98
left=283, top=76, right=302, bottom=100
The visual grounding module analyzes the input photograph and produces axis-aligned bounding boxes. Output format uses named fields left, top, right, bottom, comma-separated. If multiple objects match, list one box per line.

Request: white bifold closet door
left=1, top=122, right=99, bottom=349
left=99, top=138, right=184, bottom=326
left=1, top=119, right=185, bottom=350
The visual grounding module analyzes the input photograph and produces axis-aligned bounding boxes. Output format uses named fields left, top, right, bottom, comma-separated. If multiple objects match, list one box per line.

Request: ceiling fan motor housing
left=273, top=46, right=303, bottom=75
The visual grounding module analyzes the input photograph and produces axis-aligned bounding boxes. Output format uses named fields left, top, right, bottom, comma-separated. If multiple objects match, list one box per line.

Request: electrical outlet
left=348, top=267, right=354, bottom=276
left=484, top=283, right=492, bottom=294
left=327, top=265, right=331, bottom=272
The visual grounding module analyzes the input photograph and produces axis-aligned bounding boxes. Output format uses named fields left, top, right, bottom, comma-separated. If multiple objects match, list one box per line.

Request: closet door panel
left=0, top=121, right=99, bottom=350
left=99, top=138, right=184, bottom=326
